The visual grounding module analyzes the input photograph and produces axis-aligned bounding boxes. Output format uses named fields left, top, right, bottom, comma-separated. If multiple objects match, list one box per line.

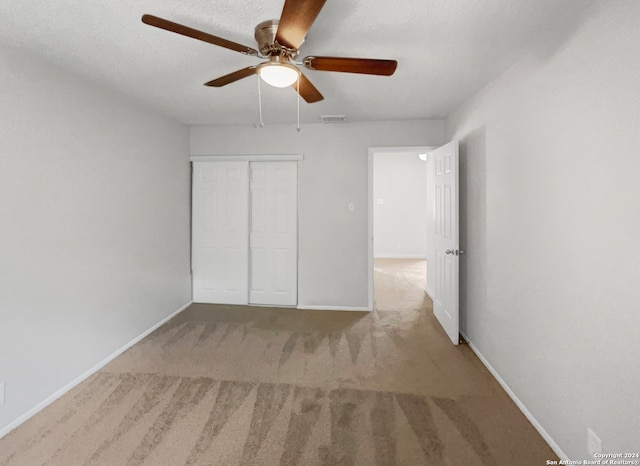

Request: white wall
left=447, top=0, right=640, bottom=458
left=0, top=46, right=192, bottom=433
left=373, top=152, right=428, bottom=258
left=191, top=120, right=445, bottom=308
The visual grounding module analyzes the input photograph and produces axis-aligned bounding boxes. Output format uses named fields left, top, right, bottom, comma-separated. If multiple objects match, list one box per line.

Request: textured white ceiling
left=0, top=0, right=593, bottom=125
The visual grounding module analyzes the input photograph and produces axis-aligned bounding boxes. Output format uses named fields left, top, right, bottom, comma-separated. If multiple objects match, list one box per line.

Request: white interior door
left=249, top=161, right=298, bottom=306
left=192, top=161, right=249, bottom=304
left=428, top=141, right=460, bottom=345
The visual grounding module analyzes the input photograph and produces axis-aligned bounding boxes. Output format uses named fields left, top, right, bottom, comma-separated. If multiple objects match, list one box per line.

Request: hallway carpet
left=0, top=259, right=557, bottom=465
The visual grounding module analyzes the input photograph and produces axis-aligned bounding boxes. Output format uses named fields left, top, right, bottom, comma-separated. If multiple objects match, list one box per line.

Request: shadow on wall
left=458, top=127, right=486, bottom=337
left=528, top=0, right=598, bottom=61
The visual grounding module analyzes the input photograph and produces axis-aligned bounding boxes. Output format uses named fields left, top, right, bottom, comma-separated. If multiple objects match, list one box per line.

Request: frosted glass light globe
left=259, top=63, right=299, bottom=88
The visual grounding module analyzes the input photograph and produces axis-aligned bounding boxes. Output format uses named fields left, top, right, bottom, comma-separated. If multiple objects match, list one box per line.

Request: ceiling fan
left=141, top=0, right=398, bottom=103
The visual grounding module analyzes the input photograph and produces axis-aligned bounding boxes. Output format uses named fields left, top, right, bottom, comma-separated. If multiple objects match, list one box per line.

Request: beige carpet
left=0, top=259, right=557, bottom=465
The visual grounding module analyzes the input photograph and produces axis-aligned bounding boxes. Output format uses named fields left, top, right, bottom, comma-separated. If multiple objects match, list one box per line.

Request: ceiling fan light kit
left=257, top=58, right=300, bottom=88
left=142, top=0, right=398, bottom=119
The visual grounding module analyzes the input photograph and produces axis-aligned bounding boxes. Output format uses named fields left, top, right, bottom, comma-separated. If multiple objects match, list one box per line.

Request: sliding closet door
left=192, top=161, right=249, bottom=304
left=249, top=161, right=298, bottom=306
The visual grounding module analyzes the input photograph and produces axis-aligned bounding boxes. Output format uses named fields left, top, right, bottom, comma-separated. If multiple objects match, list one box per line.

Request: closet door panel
left=249, top=161, right=298, bottom=306
left=192, top=161, right=249, bottom=304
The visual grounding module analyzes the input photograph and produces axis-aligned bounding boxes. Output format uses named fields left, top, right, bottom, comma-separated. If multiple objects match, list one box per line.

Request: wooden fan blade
left=303, top=56, right=398, bottom=76
left=275, top=0, right=327, bottom=50
left=205, top=66, right=257, bottom=87
left=293, top=72, right=324, bottom=103
left=142, top=14, right=258, bottom=56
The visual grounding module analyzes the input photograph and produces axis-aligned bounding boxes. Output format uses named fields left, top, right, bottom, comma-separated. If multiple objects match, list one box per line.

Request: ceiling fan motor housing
left=254, top=20, right=300, bottom=58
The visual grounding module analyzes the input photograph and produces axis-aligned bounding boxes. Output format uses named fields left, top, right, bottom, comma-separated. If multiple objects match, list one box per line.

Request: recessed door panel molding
left=274, top=248, right=289, bottom=292
left=444, top=184, right=452, bottom=239
left=275, top=190, right=289, bottom=232
left=201, top=190, right=216, bottom=233
left=435, top=185, right=442, bottom=235
left=251, top=190, right=267, bottom=232
left=225, top=188, right=243, bottom=232
left=250, top=248, right=267, bottom=291
left=192, top=161, right=249, bottom=304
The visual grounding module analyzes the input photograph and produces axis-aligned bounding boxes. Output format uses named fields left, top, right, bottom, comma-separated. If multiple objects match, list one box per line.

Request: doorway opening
left=368, top=146, right=433, bottom=312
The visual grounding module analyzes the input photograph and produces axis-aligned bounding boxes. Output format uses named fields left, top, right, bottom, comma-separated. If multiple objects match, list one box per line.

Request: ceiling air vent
left=321, top=115, right=347, bottom=123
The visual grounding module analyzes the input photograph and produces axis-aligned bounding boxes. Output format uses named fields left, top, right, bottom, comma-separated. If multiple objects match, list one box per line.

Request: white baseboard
left=0, top=301, right=192, bottom=440
left=297, top=305, right=372, bottom=312
left=374, top=254, right=427, bottom=259
left=425, top=286, right=435, bottom=301
left=460, top=331, right=568, bottom=461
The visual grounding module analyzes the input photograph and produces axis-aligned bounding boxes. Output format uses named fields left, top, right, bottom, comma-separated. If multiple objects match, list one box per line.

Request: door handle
left=446, top=249, right=455, bottom=255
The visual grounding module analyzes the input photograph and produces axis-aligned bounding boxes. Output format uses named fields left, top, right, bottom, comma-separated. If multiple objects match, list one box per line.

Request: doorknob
left=446, top=249, right=455, bottom=255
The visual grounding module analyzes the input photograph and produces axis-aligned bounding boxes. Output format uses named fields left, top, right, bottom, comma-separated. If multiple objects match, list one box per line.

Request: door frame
left=367, top=146, right=435, bottom=311
left=191, top=155, right=303, bottom=162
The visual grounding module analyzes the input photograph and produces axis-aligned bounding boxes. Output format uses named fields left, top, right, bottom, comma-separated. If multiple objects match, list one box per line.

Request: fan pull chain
left=296, top=77, right=301, bottom=132
left=256, top=74, right=264, bottom=128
